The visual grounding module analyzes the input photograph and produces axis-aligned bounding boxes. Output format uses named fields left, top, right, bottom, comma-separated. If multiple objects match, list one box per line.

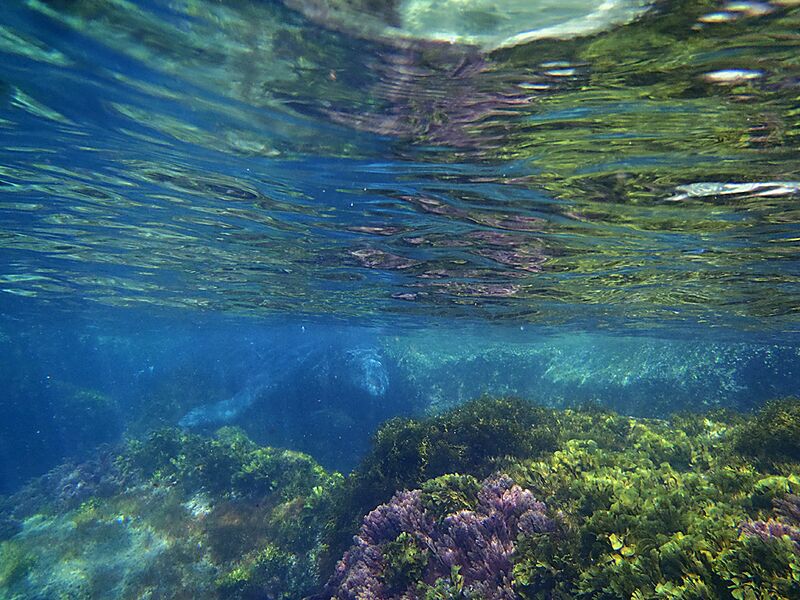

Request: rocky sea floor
left=1, top=397, right=799, bottom=599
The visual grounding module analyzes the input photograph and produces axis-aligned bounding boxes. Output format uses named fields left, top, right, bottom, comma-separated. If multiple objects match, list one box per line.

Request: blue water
left=0, top=0, right=799, bottom=489
left=2, top=2, right=800, bottom=599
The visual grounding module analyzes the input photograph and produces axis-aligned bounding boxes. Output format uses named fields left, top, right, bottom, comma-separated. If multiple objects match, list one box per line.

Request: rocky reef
left=1, top=397, right=800, bottom=599
left=0, top=427, right=342, bottom=599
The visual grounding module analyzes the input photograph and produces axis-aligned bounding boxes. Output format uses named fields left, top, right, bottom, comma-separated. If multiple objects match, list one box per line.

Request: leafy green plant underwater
left=0, top=397, right=799, bottom=599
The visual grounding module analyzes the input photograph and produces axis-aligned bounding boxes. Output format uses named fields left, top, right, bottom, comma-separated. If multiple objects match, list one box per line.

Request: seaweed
left=4, top=397, right=800, bottom=599
left=324, top=474, right=559, bottom=600
left=216, top=543, right=310, bottom=600
left=0, top=426, right=342, bottom=600
left=508, top=409, right=800, bottom=599
left=119, top=426, right=338, bottom=501
left=322, top=399, right=793, bottom=600
left=0, top=540, right=35, bottom=588
left=734, top=398, right=800, bottom=466
left=321, top=397, right=559, bottom=573
left=420, top=474, right=481, bottom=522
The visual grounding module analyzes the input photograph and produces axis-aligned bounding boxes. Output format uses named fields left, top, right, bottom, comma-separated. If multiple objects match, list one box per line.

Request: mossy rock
left=362, top=396, right=558, bottom=494
left=0, top=540, right=35, bottom=587
left=118, top=426, right=338, bottom=501
left=734, top=398, right=800, bottom=464
left=216, top=542, right=313, bottom=600
left=321, top=397, right=559, bottom=575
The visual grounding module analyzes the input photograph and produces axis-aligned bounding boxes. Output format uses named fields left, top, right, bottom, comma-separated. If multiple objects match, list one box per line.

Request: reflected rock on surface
left=283, top=0, right=655, bottom=49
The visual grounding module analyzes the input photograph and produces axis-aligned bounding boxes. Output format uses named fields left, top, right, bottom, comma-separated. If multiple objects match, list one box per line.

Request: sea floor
left=1, top=397, right=799, bottom=599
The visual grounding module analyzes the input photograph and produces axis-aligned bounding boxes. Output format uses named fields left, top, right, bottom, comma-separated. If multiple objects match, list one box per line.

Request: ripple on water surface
left=0, top=0, right=798, bottom=333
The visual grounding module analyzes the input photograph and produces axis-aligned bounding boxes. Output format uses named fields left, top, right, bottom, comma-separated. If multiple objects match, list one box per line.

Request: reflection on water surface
left=0, top=0, right=798, bottom=333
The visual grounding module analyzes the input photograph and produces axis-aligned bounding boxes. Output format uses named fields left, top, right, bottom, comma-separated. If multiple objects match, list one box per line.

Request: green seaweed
left=321, top=397, right=559, bottom=572
left=383, top=532, right=430, bottom=594
left=419, top=566, right=467, bottom=600
left=420, top=474, right=481, bottom=522
left=119, top=425, right=338, bottom=501
left=0, top=540, right=34, bottom=588
left=508, top=409, right=800, bottom=599
left=6, top=398, right=800, bottom=599
left=216, top=543, right=309, bottom=600
left=734, top=398, right=800, bottom=466
left=0, top=426, right=342, bottom=600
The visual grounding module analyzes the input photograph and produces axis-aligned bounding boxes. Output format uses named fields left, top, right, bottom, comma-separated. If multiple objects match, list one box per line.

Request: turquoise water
left=1, top=1, right=799, bottom=598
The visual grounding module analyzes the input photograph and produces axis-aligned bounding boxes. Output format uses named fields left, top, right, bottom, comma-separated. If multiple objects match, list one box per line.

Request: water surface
left=1, top=0, right=798, bottom=332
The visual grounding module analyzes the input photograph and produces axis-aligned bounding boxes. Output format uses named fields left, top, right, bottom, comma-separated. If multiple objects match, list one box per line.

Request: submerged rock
left=178, top=373, right=273, bottom=429
left=0, top=427, right=342, bottom=600
left=3, top=399, right=800, bottom=600
left=345, top=347, right=390, bottom=398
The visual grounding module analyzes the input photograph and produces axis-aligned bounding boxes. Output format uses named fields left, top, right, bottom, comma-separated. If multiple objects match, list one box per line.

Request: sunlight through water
left=2, top=2, right=800, bottom=599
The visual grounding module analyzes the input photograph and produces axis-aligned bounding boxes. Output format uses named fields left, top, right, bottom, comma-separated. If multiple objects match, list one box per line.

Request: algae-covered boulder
left=323, top=400, right=800, bottom=600
left=3, top=398, right=800, bottom=600
left=323, top=473, right=560, bottom=600
left=734, top=397, right=800, bottom=465
left=321, top=396, right=559, bottom=571
left=0, top=427, right=342, bottom=600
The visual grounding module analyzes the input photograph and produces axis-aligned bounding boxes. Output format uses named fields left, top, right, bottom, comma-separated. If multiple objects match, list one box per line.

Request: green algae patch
left=321, top=397, right=559, bottom=571
left=734, top=397, right=800, bottom=466
left=0, top=540, right=34, bottom=588
left=0, top=427, right=342, bottom=600
left=3, top=399, right=800, bottom=599
left=216, top=542, right=309, bottom=600
left=420, top=473, right=481, bottom=522
left=507, top=408, right=800, bottom=599
left=319, top=399, right=800, bottom=599
left=119, top=425, right=340, bottom=501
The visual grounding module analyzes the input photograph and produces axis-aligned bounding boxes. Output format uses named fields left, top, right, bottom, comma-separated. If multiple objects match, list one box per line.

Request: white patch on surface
left=397, top=0, right=655, bottom=49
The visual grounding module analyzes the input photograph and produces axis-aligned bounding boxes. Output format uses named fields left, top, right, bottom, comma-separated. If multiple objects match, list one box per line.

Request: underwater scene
left=1, top=0, right=800, bottom=598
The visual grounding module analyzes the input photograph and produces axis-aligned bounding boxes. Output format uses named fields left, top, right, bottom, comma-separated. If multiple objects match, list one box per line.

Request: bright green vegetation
left=420, top=473, right=482, bottom=520
left=322, top=397, right=800, bottom=598
left=509, top=407, right=800, bottom=598
left=2, top=397, right=799, bottom=598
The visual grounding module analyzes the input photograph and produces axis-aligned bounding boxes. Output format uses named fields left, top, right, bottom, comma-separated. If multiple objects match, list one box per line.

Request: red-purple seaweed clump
left=325, top=474, right=558, bottom=600
left=742, top=493, right=800, bottom=554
